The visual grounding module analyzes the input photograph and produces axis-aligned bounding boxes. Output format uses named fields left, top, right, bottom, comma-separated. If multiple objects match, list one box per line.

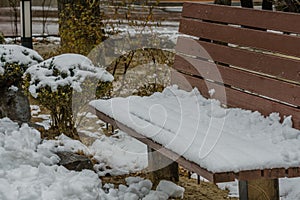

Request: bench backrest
left=172, top=3, right=300, bottom=129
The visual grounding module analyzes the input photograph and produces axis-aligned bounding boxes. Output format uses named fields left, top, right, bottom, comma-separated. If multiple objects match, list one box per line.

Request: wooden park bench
left=90, top=3, right=300, bottom=200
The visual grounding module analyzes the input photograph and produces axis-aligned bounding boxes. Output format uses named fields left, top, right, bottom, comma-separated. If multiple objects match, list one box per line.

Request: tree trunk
left=214, top=0, right=232, bottom=5
left=262, top=0, right=273, bottom=10
left=57, top=0, right=100, bottom=16
left=240, top=0, right=253, bottom=8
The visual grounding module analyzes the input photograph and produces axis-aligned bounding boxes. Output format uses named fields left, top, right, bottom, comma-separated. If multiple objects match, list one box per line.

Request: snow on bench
left=90, top=86, right=300, bottom=174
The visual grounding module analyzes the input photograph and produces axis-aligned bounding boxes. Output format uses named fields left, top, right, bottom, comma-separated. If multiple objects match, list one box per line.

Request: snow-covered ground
left=2, top=104, right=300, bottom=199
left=0, top=117, right=185, bottom=200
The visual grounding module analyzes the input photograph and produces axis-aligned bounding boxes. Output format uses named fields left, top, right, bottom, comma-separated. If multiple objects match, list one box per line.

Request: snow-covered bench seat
left=90, top=85, right=300, bottom=175
left=90, top=3, right=300, bottom=200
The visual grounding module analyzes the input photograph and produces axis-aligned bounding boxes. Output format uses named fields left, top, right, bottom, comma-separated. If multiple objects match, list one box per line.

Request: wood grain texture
left=179, top=18, right=300, bottom=58
left=171, top=72, right=300, bottom=129
left=176, top=37, right=300, bottom=84
left=239, top=179, right=279, bottom=200
left=173, top=54, right=300, bottom=106
left=182, top=2, right=300, bottom=34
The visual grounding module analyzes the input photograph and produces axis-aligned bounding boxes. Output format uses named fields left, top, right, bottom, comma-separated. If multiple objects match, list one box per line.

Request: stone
left=56, top=151, right=94, bottom=171
left=0, top=86, right=31, bottom=123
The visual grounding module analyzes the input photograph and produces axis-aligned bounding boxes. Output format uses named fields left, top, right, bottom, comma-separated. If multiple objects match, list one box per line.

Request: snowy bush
left=24, top=53, right=114, bottom=138
left=0, top=45, right=43, bottom=87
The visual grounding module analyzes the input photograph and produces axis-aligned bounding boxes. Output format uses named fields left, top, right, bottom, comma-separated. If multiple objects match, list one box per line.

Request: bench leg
left=147, top=147, right=179, bottom=187
left=239, top=179, right=279, bottom=200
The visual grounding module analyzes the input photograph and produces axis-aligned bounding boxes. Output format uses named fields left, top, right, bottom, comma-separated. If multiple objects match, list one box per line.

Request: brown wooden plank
left=182, top=2, right=300, bottom=34
left=171, top=71, right=300, bottom=129
left=238, top=170, right=263, bottom=181
left=263, top=168, right=286, bottom=179
left=179, top=18, right=300, bottom=58
left=89, top=106, right=118, bottom=128
left=173, top=54, right=300, bottom=106
left=288, top=167, right=300, bottom=178
left=176, top=37, right=300, bottom=84
left=213, top=172, right=236, bottom=183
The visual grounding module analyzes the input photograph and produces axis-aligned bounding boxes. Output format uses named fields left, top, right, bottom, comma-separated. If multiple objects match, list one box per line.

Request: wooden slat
left=263, top=168, right=286, bottom=179
left=213, top=172, right=236, bottom=183
left=288, top=167, right=300, bottom=178
left=171, top=71, right=300, bottom=129
left=179, top=18, right=300, bottom=58
left=173, top=54, right=300, bottom=106
left=182, top=2, right=300, bottom=34
left=238, top=170, right=263, bottom=181
left=176, top=37, right=300, bottom=84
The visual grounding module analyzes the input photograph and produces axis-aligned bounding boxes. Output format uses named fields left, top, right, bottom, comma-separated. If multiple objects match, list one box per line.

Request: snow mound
left=25, top=53, right=114, bottom=98
left=91, top=131, right=147, bottom=176
left=0, top=164, right=102, bottom=200
left=156, top=180, right=185, bottom=199
left=0, top=45, right=43, bottom=75
left=0, top=118, right=59, bottom=170
left=100, top=177, right=184, bottom=200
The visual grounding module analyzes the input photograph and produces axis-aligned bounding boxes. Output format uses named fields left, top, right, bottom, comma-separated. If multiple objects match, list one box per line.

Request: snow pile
left=156, top=180, right=185, bottom=199
left=0, top=117, right=185, bottom=200
left=0, top=164, right=102, bottom=200
left=90, top=85, right=300, bottom=173
left=0, top=118, right=102, bottom=200
left=0, top=45, right=43, bottom=75
left=280, top=178, right=300, bottom=200
left=90, top=131, right=147, bottom=176
left=40, top=130, right=147, bottom=176
left=100, top=177, right=184, bottom=200
left=25, top=53, right=114, bottom=98
left=0, top=118, right=58, bottom=170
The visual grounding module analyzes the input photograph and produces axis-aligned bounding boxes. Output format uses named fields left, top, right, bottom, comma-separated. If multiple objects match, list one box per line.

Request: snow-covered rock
left=0, top=45, right=43, bottom=122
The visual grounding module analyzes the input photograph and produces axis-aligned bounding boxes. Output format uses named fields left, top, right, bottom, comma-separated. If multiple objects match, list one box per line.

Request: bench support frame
left=147, top=147, right=179, bottom=187
left=239, top=179, right=279, bottom=200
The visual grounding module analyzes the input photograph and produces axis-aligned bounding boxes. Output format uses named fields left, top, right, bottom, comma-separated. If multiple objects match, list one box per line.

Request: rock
left=56, top=151, right=94, bottom=171
left=0, top=86, right=31, bottom=123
